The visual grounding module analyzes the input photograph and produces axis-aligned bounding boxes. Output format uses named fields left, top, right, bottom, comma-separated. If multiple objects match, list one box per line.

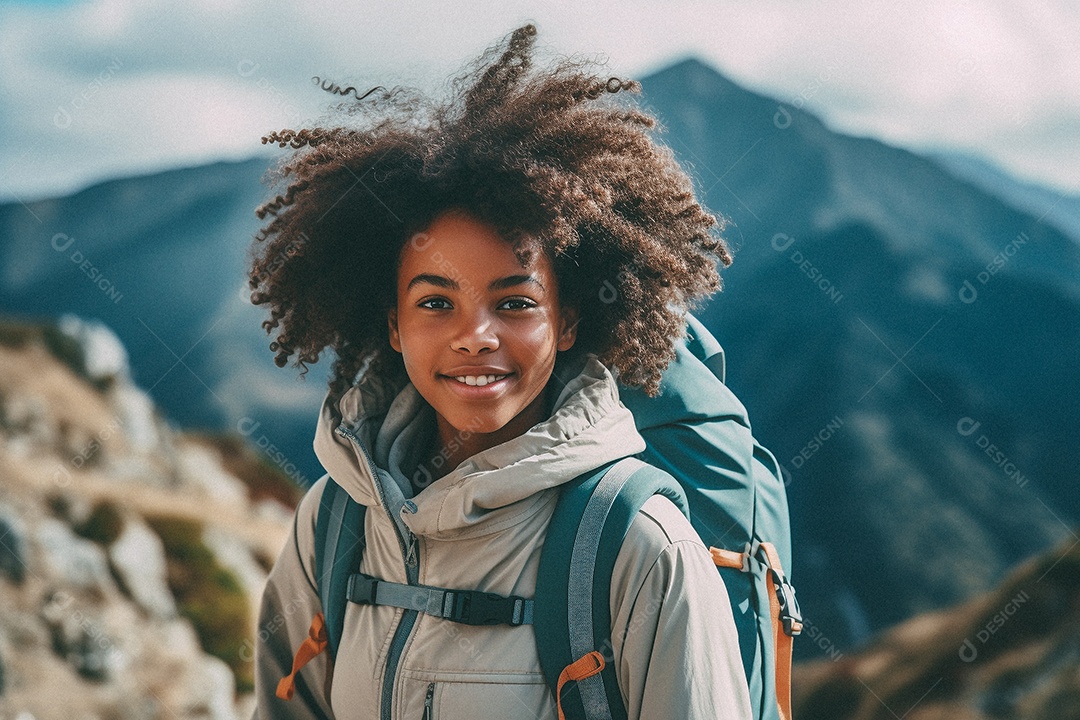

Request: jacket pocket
left=433, top=674, right=554, bottom=719
left=400, top=671, right=555, bottom=719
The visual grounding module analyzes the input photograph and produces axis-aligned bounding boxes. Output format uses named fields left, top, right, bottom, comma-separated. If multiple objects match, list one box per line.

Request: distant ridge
left=930, top=150, right=1080, bottom=243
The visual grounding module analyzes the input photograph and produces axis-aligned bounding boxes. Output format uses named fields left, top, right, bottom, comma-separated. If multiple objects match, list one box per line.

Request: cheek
left=394, top=318, right=429, bottom=369
left=399, top=338, right=428, bottom=369
left=515, top=318, right=561, bottom=365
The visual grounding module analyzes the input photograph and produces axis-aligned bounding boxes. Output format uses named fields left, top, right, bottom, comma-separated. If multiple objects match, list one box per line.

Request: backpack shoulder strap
left=314, top=474, right=367, bottom=659
left=535, top=457, right=688, bottom=720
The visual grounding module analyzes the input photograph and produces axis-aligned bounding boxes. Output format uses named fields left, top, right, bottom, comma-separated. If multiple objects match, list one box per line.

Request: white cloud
left=2, top=0, right=1078, bottom=201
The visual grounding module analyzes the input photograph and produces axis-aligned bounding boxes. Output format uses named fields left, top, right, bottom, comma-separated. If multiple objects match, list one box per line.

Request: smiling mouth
left=450, top=374, right=510, bottom=387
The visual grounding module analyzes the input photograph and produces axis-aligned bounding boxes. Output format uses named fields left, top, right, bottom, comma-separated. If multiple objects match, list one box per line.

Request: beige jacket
left=252, top=353, right=752, bottom=719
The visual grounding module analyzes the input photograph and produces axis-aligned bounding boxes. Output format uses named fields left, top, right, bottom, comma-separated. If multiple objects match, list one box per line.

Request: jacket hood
left=312, top=350, right=645, bottom=540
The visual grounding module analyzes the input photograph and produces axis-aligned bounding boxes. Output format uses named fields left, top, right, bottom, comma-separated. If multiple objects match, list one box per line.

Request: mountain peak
left=642, top=56, right=776, bottom=108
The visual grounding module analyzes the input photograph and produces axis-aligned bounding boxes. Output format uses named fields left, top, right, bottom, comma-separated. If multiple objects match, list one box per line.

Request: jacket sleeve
left=250, top=476, right=336, bottom=720
left=610, top=495, right=752, bottom=720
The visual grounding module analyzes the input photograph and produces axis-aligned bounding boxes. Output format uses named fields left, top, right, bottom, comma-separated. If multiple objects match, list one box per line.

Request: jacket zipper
left=421, top=682, right=435, bottom=720
left=336, top=424, right=421, bottom=720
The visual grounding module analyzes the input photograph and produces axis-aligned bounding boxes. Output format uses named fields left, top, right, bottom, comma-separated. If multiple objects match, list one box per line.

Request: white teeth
left=453, top=374, right=508, bottom=387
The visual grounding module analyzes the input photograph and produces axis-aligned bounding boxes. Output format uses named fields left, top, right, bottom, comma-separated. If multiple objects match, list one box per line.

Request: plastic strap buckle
left=346, top=573, right=379, bottom=605
left=445, top=590, right=528, bottom=626
left=774, top=576, right=803, bottom=636
left=751, top=543, right=803, bottom=637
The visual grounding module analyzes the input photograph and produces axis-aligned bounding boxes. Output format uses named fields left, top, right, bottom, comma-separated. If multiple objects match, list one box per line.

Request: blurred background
left=1, top=2, right=1078, bottom=719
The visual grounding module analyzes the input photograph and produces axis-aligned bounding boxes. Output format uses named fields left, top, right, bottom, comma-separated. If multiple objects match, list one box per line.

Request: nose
left=451, top=307, right=499, bottom=354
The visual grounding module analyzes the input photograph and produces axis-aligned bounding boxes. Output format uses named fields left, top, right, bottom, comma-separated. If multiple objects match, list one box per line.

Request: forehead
left=399, top=211, right=551, bottom=279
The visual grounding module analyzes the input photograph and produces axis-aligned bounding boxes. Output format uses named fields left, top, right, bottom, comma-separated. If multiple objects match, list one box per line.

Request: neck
left=425, top=383, right=553, bottom=481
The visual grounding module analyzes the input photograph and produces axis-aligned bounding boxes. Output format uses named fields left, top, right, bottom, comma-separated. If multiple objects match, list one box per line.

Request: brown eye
left=499, top=298, right=536, bottom=310
left=419, top=298, right=452, bottom=310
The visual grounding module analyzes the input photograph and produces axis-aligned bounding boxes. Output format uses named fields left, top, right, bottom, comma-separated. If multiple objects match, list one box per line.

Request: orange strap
left=711, top=547, right=745, bottom=570
left=758, top=542, right=799, bottom=720
left=276, top=612, right=330, bottom=701
left=710, top=543, right=800, bottom=720
left=556, top=651, right=606, bottom=720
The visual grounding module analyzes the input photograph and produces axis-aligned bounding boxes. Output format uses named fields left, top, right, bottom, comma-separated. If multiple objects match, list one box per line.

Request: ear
left=387, top=308, right=402, bottom=353
left=557, top=306, right=579, bottom=352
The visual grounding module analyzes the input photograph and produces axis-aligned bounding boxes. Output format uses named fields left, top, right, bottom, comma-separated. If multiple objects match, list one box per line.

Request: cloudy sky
left=2, top=0, right=1077, bottom=205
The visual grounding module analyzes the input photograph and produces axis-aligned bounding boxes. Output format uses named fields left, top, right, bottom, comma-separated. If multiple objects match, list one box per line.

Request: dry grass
left=145, top=514, right=254, bottom=694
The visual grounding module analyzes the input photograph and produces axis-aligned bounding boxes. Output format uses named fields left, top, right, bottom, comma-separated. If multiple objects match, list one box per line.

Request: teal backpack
left=298, top=313, right=800, bottom=720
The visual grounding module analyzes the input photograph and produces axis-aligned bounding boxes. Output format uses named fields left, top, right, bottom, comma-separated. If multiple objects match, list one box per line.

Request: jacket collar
left=312, top=350, right=645, bottom=539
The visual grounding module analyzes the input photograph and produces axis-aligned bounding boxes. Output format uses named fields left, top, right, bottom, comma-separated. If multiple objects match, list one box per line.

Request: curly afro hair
left=248, top=23, right=730, bottom=400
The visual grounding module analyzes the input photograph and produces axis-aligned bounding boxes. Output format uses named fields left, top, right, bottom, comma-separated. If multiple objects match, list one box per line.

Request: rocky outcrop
left=0, top=317, right=301, bottom=720
left=34, top=517, right=115, bottom=596
left=792, top=535, right=1080, bottom=720
left=108, top=517, right=176, bottom=620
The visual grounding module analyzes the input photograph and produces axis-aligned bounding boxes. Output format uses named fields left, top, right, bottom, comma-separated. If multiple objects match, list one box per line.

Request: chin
left=451, top=416, right=508, bottom=436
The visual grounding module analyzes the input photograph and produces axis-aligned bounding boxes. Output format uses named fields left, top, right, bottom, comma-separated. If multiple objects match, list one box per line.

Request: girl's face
left=388, top=211, right=578, bottom=446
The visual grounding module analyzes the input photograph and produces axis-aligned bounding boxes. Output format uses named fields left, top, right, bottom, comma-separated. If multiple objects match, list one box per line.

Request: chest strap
left=346, top=572, right=534, bottom=626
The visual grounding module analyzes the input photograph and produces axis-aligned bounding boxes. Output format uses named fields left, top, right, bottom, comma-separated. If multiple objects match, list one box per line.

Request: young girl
left=248, top=24, right=751, bottom=720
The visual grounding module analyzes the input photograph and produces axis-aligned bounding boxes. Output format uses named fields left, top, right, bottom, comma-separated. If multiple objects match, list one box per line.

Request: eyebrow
left=406, top=273, right=545, bottom=292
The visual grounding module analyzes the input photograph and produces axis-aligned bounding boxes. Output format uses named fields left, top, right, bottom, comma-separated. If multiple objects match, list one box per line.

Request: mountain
left=634, top=59, right=1079, bottom=653
left=0, top=316, right=300, bottom=718
left=929, top=150, right=1080, bottom=244
left=2, top=58, right=1078, bottom=658
left=791, top=533, right=1080, bottom=720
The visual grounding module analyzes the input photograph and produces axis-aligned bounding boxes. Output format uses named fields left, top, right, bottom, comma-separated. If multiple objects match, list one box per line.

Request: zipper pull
left=405, top=532, right=419, bottom=568
left=422, top=681, right=435, bottom=720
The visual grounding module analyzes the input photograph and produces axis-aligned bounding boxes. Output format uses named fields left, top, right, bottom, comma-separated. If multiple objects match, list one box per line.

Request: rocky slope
left=0, top=316, right=300, bottom=720
left=792, top=534, right=1080, bottom=720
